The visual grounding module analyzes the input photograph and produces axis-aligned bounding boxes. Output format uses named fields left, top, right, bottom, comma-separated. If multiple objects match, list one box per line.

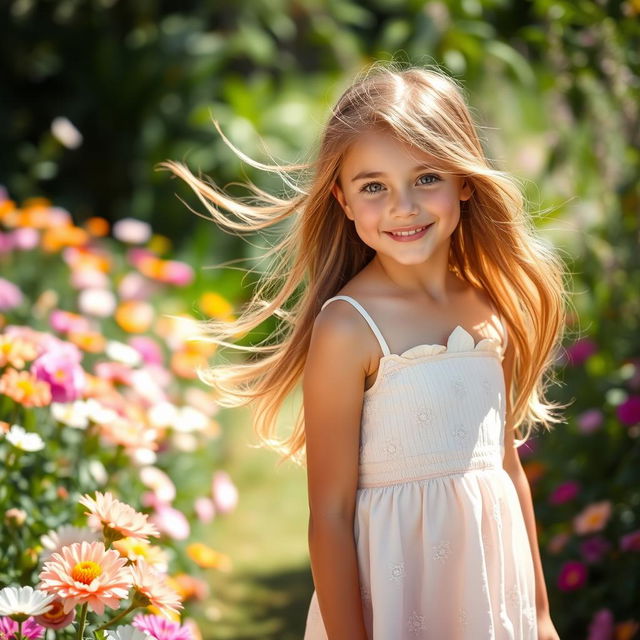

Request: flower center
left=71, top=560, right=102, bottom=584
left=41, top=600, right=64, bottom=621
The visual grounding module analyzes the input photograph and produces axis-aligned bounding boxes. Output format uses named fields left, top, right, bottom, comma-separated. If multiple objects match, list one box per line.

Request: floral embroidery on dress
left=453, top=423, right=468, bottom=441
left=432, top=540, right=451, bottom=562
left=389, top=561, right=405, bottom=582
left=452, top=374, right=467, bottom=397
left=383, top=438, right=402, bottom=457
left=507, top=583, right=520, bottom=607
left=492, top=497, right=503, bottom=530
left=524, top=605, right=537, bottom=629
left=417, top=406, right=433, bottom=425
left=458, top=607, right=468, bottom=627
left=407, top=610, right=425, bottom=634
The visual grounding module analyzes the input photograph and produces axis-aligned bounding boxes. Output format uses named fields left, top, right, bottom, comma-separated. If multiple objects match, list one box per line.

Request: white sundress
left=303, top=294, right=537, bottom=639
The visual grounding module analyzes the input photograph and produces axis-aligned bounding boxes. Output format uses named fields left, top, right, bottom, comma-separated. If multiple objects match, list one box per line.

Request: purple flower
left=0, top=277, right=24, bottom=311
left=0, top=231, right=15, bottom=253
left=577, top=409, right=604, bottom=434
left=620, top=529, right=640, bottom=551
left=0, top=616, right=45, bottom=640
left=586, top=608, right=614, bottom=640
left=565, top=338, right=598, bottom=366
left=31, top=349, right=86, bottom=402
left=616, top=396, right=640, bottom=426
left=548, top=481, right=580, bottom=505
left=132, top=614, right=192, bottom=640
left=579, top=535, right=612, bottom=563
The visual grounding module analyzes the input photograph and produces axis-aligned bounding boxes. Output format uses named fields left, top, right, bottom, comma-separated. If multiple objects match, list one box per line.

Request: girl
left=160, top=63, right=569, bottom=639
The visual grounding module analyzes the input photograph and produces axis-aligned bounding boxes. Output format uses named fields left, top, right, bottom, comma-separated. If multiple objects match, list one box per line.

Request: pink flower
left=129, top=336, right=164, bottom=365
left=557, top=560, right=587, bottom=591
left=49, top=310, right=91, bottom=334
left=211, top=471, right=238, bottom=514
left=620, top=529, right=640, bottom=551
left=617, top=396, right=640, bottom=426
left=129, top=559, right=182, bottom=619
left=0, top=278, right=24, bottom=311
left=546, top=532, right=571, bottom=554
left=33, top=598, right=75, bottom=630
left=579, top=535, right=612, bottom=563
left=587, top=608, right=614, bottom=640
left=548, top=481, right=580, bottom=505
left=565, top=338, right=598, bottom=366
left=11, top=228, right=39, bottom=251
left=79, top=491, right=160, bottom=543
left=149, top=504, right=190, bottom=541
left=0, top=616, right=45, bottom=639
left=31, top=349, right=86, bottom=403
left=573, top=500, right=612, bottom=535
left=159, top=261, right=194, bottom=287
left=194, top=497, right=215, bottom=523
left=38, top=541, right=133, bottom=615
left=577, top=409, right=604, bottom=434
left=133, top=613, right=192, bottom=640
left=114, top=219, right=152, bottom=244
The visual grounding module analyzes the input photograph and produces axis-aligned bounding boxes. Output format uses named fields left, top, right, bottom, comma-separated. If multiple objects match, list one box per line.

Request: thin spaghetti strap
left=320, top=295, right=391, bottom=357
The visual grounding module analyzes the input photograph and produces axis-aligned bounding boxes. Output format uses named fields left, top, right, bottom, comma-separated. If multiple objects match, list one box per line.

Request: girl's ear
left=459, top=178, right=473, bottom=202
left=332, top=183, right=352, bottom=218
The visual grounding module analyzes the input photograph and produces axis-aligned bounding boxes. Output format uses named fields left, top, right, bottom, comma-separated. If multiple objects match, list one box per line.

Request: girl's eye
left=359, top=174, right=440, bottom=194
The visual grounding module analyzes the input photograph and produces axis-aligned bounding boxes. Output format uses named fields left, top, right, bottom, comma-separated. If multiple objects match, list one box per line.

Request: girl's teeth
left=391, top=226, right=426, bottom=237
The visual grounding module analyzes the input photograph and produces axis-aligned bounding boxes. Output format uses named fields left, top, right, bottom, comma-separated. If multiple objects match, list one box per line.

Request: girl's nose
left=392, top=190, right=418, bottom=216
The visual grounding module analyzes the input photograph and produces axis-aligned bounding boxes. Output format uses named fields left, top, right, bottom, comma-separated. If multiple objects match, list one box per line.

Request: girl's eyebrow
left=350, top=165, right=434, bottom=182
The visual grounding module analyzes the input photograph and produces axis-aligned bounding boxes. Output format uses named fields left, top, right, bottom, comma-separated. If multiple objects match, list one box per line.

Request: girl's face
left=332, top=129, right=472, bottom=266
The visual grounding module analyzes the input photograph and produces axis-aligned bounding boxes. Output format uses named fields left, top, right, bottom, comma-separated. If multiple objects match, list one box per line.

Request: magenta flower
left=0, top=231, right=15, bottom=253
left=557, top=560, right=587, bottom=591
left=577, top=409, right=604, bottom=434
left=160, top=261, right=194, bottom=286
left=31, top=350, right=86, bottom=403
left=132, top=613, right=192, bottom=640
left=548, top=480, right=580, bottom=505
left=0, top=278, right=24, bottom=311
left=565, top=338, right=598, bottom=366
left=616, top=396, right=640, bottom=426
left=516, top=438, right=537, bottom=459
left=129, top=336, right=164, bottom=365
left=580, top=535, right=612, bottom=563
left=586, top=608, right=614, bottom=640
left=49, top=310, right=91, bottom=334
left=0, top=616, right=45, bottom=639
left=620, top=529, right=640, bottom=551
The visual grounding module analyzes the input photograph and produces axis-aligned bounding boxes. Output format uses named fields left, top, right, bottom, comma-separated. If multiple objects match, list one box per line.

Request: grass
left=199, top=398, right=315, bottom=639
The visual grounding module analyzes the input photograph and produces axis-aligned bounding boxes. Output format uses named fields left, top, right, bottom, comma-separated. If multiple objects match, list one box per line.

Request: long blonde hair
left=158, top=61, right=571, bottom=468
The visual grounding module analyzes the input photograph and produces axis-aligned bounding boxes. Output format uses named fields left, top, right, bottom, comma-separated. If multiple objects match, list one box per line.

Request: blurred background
left=1, top=0, right=639, bottom=638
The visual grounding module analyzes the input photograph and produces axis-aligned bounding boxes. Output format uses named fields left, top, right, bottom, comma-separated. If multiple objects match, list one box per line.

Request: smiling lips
left=385, top=223, right=433, bottom=240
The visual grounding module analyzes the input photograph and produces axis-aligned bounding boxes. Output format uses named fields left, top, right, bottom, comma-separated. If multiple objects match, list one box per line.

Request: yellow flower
left=186, top=543, right=232, bottom=571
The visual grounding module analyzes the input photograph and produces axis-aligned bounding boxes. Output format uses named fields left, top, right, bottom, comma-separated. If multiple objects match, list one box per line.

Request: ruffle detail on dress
left=397, top=325, right=501, bottom=360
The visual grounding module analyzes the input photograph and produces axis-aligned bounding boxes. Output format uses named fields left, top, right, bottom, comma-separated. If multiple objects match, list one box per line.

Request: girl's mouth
left=384, top=223, right=433, bottom=242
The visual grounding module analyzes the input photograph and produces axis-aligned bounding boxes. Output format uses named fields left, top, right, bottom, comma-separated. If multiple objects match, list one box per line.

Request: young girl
left=160, top=63, right=568, bottom=639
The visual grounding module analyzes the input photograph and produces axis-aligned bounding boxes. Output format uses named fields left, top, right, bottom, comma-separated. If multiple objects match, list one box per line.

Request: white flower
left=174, top=406, right=208, bottom=433
left=50, top=400, right=91, bottom=429
left=51, top=116, right=83, bottom=149
left=106, top=340, right=142, bottom=367
left=78, top=288, right=117, bottom=318
left=106, top=624, right=154, bottom=640
left=112, top=218, right=152, bottom=244
left=147, top=401, right=179, bottom=429
left=39, top=525, right=101, bottom=563
left=139, top=466, right=176, bottom=503
left=85, top=398, right=119, bottom=424
left=5, top=425, right=45, bottom=452
left=0, top=586, right=55, bottom=618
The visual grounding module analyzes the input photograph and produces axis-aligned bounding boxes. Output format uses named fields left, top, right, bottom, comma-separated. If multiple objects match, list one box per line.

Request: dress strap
left=320, top=295, right=391, bottom=357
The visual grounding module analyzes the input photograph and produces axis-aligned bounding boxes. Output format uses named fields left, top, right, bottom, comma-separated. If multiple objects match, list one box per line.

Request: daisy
left=105, top=624, right=154, bottom=640
left=38, top=540, right=133, bottom=615
left=129, top=559, right=182, bottom=619
left=39, top=525, right=100, bottom=563
left=0, top=586, right=54, bottom=621
left=78, top=491, right=159, bottom=543
left=132, top=613, right=192, bottom=640
left=4, top=425, right=45, bottom=452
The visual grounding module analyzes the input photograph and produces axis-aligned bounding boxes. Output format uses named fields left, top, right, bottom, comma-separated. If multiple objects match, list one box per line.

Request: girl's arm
left=303, top=303, right=370, bottom=640
left=501, top=339, right=559, bottom=637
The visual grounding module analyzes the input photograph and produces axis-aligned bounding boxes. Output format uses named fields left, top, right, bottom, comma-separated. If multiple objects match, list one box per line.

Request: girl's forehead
left=340, top=130, right=441, bottom=174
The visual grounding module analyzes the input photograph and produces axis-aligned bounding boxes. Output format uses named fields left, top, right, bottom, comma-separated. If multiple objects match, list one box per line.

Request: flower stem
left=94, top=603, right=139, bottom=632
left=76, top=603, right=88, bottom=640
left=17, top=620, right=23, bottom=640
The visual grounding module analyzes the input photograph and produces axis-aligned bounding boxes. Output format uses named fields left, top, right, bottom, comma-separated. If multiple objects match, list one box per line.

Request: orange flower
left=0, top=336, right=38, bottom=369
left=38, top=541, right=132, bottom=615
left=79, top=491, right=159, bottom=543
left=167, top=573, right=209, bottom=602
left=0, top=368, right=52, bottom=407
left=115, top=300, right=154, bottom=333
left=130, top=558, right=182, bottom=619
left=573, top=500, right=612, bottom=535
left=113, top=538, right=169, bottom=571
left=615, top=620, right=640, bottom=640
left=186, top=543, right=232, bottom=571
